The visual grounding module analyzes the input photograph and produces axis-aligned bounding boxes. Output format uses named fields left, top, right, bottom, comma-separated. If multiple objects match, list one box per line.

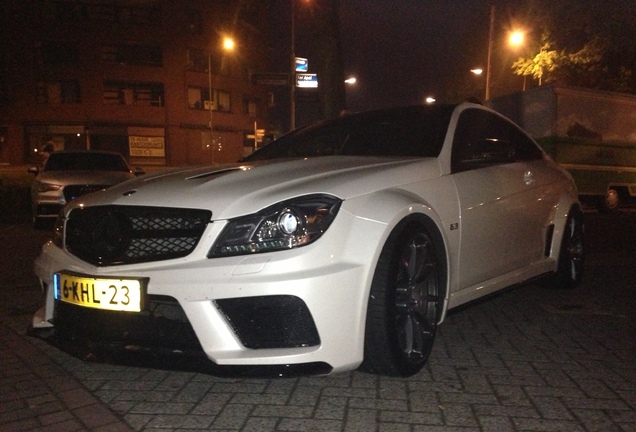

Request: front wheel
left=543, top=206, right=584, bottom=290
left=359, top=219, right=444, bottom=377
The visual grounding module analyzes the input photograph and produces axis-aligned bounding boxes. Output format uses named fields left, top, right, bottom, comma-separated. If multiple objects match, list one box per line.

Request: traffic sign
left=296, top=73, right=318, bottom=88
left=251, top=73, right=289, bottom=86
left=295, top=57, right=308, bottom=72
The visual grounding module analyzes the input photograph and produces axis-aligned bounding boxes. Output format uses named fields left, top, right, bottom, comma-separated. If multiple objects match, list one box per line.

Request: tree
left=514, top=0, right=636, bottom=94
left=511, top=33, right=562, bottom=86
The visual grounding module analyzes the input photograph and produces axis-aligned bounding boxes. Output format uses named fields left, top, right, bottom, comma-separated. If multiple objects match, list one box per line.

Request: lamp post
left=208, top=36, right=234, bottom=163
left=290, top=0, right=296, bottom=132
left=508, top=31, right=526, bottom=90
left=485, top=4, right=495, bottom=100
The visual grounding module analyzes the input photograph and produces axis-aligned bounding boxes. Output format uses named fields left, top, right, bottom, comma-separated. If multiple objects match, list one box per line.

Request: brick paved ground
left=1, top=215, right=635, bottom=432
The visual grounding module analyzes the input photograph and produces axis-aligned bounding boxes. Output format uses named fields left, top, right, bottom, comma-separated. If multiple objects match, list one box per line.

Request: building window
left=53, top=1, right=160, bottom=25
left=186, top=9, right=202, bottom=34
left=244, top=98, right=258, bottom=117
left=37, top=80, right=81, bottom=104
left=103, top=81, right=164, bottom=106
left=118, top=6, right=160, bottom=25
left=186, top=48, right=225, bottom=75
left=187, top=87, right=230, bottom=112
left=38, top=41, right=79, bottom=65
left=102, top=44, right=163, bottom=66
left=187, top=48, right=208, bottom=73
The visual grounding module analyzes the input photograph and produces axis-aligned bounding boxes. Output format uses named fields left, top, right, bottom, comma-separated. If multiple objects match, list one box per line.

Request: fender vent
left=545, top=224, right=555, bottom=257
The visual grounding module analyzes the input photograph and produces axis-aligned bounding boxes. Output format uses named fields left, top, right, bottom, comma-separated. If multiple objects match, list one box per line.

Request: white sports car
left=32, top=103, right=584, bottom=377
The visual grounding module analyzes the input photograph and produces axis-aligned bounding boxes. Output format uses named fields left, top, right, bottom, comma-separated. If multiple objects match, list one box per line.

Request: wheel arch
left=548, top=198, right=583, bottom=262
left=346, top=189, right=452, bottom=323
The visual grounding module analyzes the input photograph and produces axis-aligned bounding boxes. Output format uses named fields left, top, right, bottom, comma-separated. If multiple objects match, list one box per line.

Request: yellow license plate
left=54, top=272, right=143, bottom=312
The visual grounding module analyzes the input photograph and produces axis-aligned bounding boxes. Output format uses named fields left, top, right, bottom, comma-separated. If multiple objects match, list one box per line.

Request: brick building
left=0, top=0, right=271, bottom=168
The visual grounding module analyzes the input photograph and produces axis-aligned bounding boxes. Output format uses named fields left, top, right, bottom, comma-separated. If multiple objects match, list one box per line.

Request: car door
left=450, top=108, right=555, bottom=291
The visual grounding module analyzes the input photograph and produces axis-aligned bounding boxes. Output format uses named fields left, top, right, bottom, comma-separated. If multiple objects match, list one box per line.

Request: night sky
left=339, top=0, right=495, bottom=110
left=269, top=0, right=528, bottom=130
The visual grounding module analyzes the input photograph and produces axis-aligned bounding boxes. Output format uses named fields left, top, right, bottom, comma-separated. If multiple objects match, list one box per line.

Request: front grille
left=63, top=184, right=107, bottom=201
left=53, top=295, right=202, bottom=350
left=65, top=205, right=211, bottom=266
left=37, top=203, right=62, bottom=216
left=215, top=296, right=320, bottom=349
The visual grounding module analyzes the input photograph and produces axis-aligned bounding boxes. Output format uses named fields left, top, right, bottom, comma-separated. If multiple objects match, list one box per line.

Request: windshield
left=44, top=152, right=130, bottom=172
left=243, top=105, right=456, bottom=162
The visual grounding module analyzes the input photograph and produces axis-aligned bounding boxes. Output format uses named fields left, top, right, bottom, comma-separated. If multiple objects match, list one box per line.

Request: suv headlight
left=208, top=194, right=341, bottom=257
left=37, top=181, right=62, bottom=192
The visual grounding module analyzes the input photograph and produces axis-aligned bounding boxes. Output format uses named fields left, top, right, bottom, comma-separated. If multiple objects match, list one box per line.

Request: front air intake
left=215, top=295, right=320, bottom=349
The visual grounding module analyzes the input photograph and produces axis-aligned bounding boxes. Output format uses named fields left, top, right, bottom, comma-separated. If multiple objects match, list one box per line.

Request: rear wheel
left=544, top=206, right=584, bottom=289
left=360, top=219, right=444, bottom=377
left=604, top=188, right=620, bottom=211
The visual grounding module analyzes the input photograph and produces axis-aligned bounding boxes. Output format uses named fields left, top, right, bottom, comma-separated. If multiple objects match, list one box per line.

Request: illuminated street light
left=344, top=77, right=357, bottom=84
left=470, top=68, right=483, bottom=75
left=484, top=6, right=527, bottom=100
left=509, top=31, right=524, bottom=47
left=508, top=30, right=527, bottom=90
left=425, top=97, right=436, bottom=104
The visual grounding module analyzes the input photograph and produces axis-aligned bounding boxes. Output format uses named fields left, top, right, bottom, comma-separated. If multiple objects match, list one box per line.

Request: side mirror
left=134, top=166, right=145, bottom=176
left=28, top=166, right=39, bottom=175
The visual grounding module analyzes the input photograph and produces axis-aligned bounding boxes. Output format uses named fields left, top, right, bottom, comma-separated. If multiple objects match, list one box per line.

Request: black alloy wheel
left=360, top=219, right=444, bottom=377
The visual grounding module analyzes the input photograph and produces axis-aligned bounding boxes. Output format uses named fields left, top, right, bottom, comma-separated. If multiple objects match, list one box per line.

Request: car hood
left=72, top=156, right=442, bottom=220
left=36, top=170, right=135, bottom=186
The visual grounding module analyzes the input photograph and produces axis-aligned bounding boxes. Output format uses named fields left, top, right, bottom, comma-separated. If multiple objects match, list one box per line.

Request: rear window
left=44, top=153, right=130, bottom=172
left=243, top=105, right=456, bottom=161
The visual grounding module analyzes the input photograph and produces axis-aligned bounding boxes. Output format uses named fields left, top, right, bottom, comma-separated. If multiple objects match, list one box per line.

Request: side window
left=451, top=109, right=542, bottom=173
left=510, top=126, right=544, bottom=161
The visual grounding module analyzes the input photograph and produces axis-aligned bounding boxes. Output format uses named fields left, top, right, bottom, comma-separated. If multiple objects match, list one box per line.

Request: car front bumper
left=32, top=209, right=386, bottom=374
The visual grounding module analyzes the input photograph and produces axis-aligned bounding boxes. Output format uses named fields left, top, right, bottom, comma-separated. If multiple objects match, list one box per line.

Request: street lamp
left=508, top=31, right=527, bottom=90
left=485, top=5, right=495, bottom=100
left=484, top=6, right=527, bottom=99
left=208, top=36, right=235, bottom=162
left=290, top=0, right=296, bottom=131
left=509, top=31, right=524, bottom=47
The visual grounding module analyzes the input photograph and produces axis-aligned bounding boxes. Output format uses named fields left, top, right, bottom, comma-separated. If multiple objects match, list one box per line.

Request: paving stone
left=530, top=395, right=575, bottom=420
left=250, top=404, right=313, bottom=419
left=512, top=417, right=586, bottom=431
left=477, top=415, right=515, bottom=432
left=2, top=218, right=635, bottom=432
left=439, top=403, right=479, bottom=427
left=278, top=418, right=343, bottom=431
left=129, top=401, right=194, bottom=415
left=380, top=410, right=443, bottom=425
left=144, top=413, right=215, bottom=429
left=242, top=416, right=278, bottom=431
left=313, top=396, right=347, bottom=419
left=210, top=403, right=254, bottom=429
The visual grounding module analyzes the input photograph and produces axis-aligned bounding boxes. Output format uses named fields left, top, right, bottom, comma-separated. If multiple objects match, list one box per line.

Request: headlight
left=208, top=194, right=342, bottom=257
left=37, top=181, right=62, bottom=193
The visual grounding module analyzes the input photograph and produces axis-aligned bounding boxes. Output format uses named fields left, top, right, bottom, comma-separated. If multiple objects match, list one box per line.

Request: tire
left=359, top=218, right=444, bottom=377
left=543, top=206, right=585, bottom=290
